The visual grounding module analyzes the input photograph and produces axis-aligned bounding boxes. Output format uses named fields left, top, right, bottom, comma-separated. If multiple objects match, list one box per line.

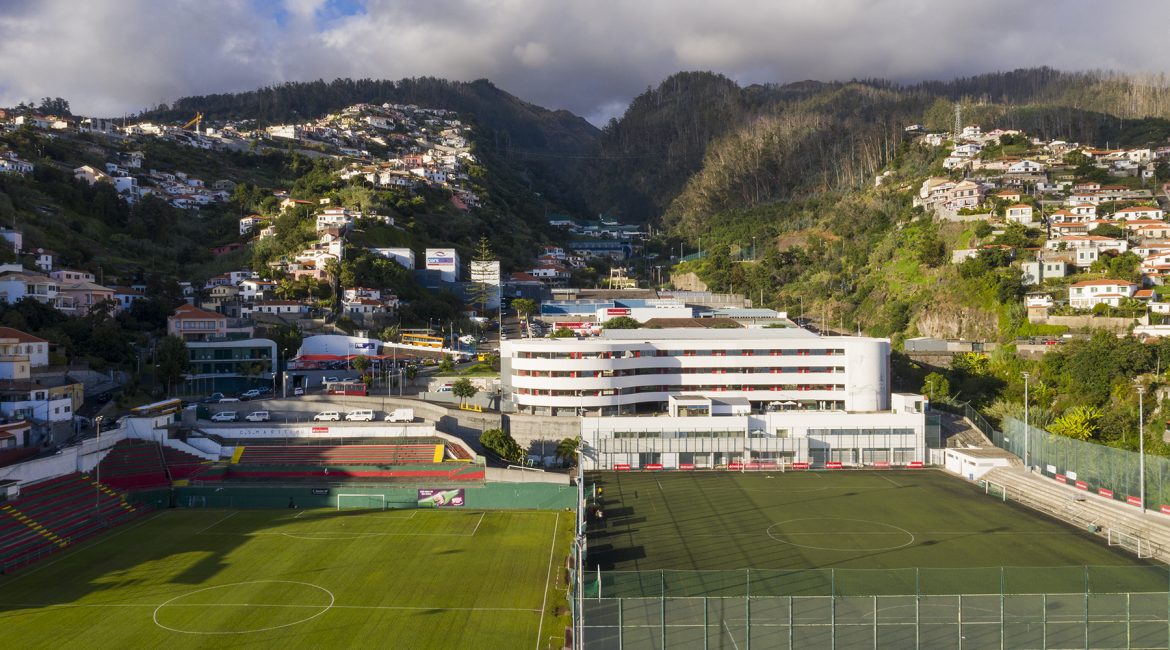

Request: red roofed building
left=1069, top=279, right=1137, bottom=310
left=167, top=304, right=228, bottom=341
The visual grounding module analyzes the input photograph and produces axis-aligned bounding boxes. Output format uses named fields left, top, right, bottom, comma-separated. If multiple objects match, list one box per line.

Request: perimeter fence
left=576, top=567, right=1170, bottom=649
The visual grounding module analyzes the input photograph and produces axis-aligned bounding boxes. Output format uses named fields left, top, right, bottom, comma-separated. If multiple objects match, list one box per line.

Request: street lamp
left=93, top=416, right=104, bottom=511
left=1022, top=372, right=1030, bottom=469
left=1137, top=380, right=1146, bottom=513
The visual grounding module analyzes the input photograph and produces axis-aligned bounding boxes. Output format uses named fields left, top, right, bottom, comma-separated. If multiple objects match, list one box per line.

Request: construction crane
left=182, top=112, right=203, bottom=133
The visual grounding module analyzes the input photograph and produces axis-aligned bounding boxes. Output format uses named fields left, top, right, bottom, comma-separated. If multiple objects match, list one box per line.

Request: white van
left=244, top=411, right=270, bottom=422
left=210, top=411, right=238, bottom=422
left=313, top=411, right=341, bottom=422
left=345, top=409, right=375, bottom=422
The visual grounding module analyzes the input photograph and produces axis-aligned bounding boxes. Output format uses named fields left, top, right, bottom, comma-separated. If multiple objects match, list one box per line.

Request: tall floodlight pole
left=1022, top=372, right=1030, bottom=469
left=94, top=416, right=104, bottom=510
left=1137, top=381, right=1146, bottom=513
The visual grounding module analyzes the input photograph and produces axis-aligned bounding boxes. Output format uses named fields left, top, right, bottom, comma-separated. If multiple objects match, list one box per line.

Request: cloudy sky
left=1, top=0, right=1167, bottom=125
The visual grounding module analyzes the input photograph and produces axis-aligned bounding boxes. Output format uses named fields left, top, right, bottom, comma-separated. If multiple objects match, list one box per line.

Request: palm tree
left=555, top=437, right=581, bottom=466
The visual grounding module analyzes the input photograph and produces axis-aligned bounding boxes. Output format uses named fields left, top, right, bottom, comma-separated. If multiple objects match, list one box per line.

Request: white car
left=313, top=411, right=341, bottom=422
left=293, top=387, right=304, bottom=396
left=345, top=409, right=375, bottom=422
left=240, top=389, right=261, bottom=399
left=244, top=411, right=270, bottom=422
left=210, top=411, right=238, bottom=422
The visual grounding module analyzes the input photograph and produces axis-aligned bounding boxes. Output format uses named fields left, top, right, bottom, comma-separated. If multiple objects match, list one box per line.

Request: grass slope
left=0, top=508, right=571, bottom=649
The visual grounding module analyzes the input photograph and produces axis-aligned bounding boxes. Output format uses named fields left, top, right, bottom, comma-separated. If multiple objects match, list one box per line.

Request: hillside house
left=1068, top=279, right=1137, bottom=310
left=1113, top=206, right=1164, bottom=221
left=1005, top=204, right=1035, bottom=225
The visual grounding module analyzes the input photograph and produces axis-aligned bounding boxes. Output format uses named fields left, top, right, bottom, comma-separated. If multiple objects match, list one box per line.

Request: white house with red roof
left=1068, top=279, right=1137, bottom=309
left=1112, top=206, right=1164, bottom=221
left=0, top=327, right=49, bottom=367
left=167, top=304, right=228, bottom=341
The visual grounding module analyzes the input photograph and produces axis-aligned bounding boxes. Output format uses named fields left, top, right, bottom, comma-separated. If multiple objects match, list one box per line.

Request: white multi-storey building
left=502, top=328, right=889, bottom=415
left=501, top=328, right=930, bottom=469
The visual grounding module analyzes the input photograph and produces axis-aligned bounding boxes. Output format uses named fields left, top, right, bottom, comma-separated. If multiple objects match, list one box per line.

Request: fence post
left=745, top=568, right=751, bottom=650
left=1084, top=566, right=1090, bottom=650
left=704, top=596, right=708, bottom=650
left=661, top=570, right=666, bottom=649
left=1000, top=566, right=1005, bottom=650
left=915, top=568, right=920, bottom=649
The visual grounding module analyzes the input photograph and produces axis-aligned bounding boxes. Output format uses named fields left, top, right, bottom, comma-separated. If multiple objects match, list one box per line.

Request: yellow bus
left=401, top=333, right=444, bottom=349
left=130, top=398, right=183, bottom=418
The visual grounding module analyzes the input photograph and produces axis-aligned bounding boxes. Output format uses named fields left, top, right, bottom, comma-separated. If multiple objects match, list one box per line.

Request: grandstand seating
left=0, top=473, right=142, bottom=572
left=446, top=444, right=473, bottom=461
left=982, top=467, right=1170, bottom=561
left=95, top=440, right=209, bottom=488
left=236, top=444, right=441, bottom=466
left=160, top=445, right=208, bottom=481
left=195, top=461, right=485, bottom=484
left=95, top=440, right=168, bottom=489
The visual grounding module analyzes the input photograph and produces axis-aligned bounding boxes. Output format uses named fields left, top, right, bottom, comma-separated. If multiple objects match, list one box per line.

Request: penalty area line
left=195, top=511, right=238, bottom=535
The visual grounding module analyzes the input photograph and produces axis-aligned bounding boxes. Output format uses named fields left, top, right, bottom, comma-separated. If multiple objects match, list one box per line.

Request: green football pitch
left=585, top=470, right=1169, bottom=596
left=0, top=507, right=573, bottom=649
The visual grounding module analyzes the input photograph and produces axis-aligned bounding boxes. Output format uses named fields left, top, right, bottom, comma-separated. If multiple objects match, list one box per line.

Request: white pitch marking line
left=876, top=473, right=903, bottom=488
left=535, top=512, right=560, bottom=650
left=195, top=511, right=237, bottom=535
left=721, top=618, right=742, bottom=650
left=470, top=512, right=486, bottom=536
left=294, top=510, right=308, bottom=519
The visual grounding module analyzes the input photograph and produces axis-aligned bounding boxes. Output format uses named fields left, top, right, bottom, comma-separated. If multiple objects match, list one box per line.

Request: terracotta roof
left=1070, top=279, right=1136, bottom=287
left=0, top=327, right=47, bottom=344
left=171, top=304, right=224, bottom=320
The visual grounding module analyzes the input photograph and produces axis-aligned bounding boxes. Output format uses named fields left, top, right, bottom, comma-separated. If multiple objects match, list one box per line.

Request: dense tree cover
left=479, top=427, right=524, bottom=462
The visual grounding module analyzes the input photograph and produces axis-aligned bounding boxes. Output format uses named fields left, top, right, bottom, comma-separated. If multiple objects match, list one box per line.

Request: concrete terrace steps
left=236, top=444, right=441, bottom=466
left=982, top=467, right=1170, bottom=560
left=0, top=473, right=143, bottom=570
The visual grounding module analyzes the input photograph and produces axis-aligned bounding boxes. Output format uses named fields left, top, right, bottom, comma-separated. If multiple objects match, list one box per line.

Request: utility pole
left=1022, top=372, right=1030, bottom=469
left=1137, top=380, right=1146, bottom=513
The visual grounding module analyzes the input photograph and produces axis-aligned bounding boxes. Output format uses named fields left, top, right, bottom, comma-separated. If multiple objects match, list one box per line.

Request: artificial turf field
left=585, top=470, right=1169, bottom=596
left=0, top=507, right=573, bottom=649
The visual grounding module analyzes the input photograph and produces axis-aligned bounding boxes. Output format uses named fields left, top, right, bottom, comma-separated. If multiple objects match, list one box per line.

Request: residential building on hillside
left=167, top=304, right=227, bottom=341
left=1068, top=280, right=1137, bottom=310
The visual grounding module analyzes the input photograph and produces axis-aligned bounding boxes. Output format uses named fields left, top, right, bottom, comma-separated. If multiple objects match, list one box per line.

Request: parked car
left=293, top=387, right=305, bottom=396
left=240, top=389, right=262, bottom=400
left=210, top=411, right=238, bottom=422
left=345, top=409, right=375, bottom=422
left=217, top=397, right=240, bottom=403
left=323, top=376, right=341, bottom=383
left=204, top=392, right=225, bottom=403
left=244, top=411, right=270, bottom=422
left=313, top=411, right=341, bottom=422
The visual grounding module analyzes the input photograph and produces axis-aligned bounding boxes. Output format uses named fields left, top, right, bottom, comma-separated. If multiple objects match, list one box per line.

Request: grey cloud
left=2, top=0, right=1170, bottom=123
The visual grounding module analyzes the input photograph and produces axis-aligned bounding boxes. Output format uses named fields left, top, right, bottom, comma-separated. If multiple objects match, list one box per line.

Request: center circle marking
left=152, top=579, right=335, bottom=635
left=765, top=517, right=916, bottom=551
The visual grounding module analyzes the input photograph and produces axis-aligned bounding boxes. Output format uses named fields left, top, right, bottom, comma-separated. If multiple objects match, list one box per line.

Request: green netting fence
left=578, top=568, right=1170, bottom=649
left=996, top=417, right=1170, bottom=510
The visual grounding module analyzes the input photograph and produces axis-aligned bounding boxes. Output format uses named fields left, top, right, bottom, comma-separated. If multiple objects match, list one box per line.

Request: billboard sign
left=417, top=488, right=465, bottom=507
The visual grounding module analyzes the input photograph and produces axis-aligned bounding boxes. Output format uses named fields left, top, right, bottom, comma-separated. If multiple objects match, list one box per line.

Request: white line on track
left=195, top=511, right=237, bottom=535
left=535, top=512, right=560, bottom=650
left=470, top=512, right=486, bottom=536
